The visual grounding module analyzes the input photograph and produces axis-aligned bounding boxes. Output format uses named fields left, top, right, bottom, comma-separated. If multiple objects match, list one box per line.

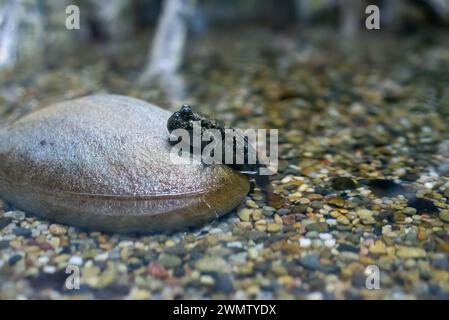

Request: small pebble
left=319, top=233, right=333, bottom=241
left=43, top=265, right=56, bottom=274
left=195, top=257, right=227, bottom=273
left=68, top=256, right=83, bottom=266
left=237, top=209, right=252, bottom=222
left=13, top=228, right=31, bottom=237
left=305, top=222, right=329, bottom=233
left=403, top=207, right=417, bottom=216
left=49, top=224, right=67, bottom=235
left=324, top=239, right=336, bottom=248
left=159, top=254, right=182, bottom=269
left=337, top=216, right=350, bottom=225
left=267, top=223, right=281, bottom=233
left=0, top=217, right=13, bottom=230
left=200, top=275, right=216, bottom=286
left=438, top=210, right=449, bottom=223
left=299, top=238, right=312, bottom=248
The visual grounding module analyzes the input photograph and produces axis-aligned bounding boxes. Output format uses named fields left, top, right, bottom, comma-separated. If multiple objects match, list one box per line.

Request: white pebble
left=299, top=238, right=312, bottom=248
left=326, top=219, right=337, bottom=226
left=319, top=233, right=333, bottom=241
left=404, top=217, right=413, bottom=224
left=227, top=241, right=243, bottom=249
left=43, top=265, right=56, bottom=274
left=324, top=239, right=336, bottom=248
left=37, top=256, right=50, bottom=265
left=307, top=292, right=323, bottom=300
left=200, top=275, right=215, bottom=286
left=68, top=256, right=83, bottom=266
left=360, top=189, right=371, bottom=196
left=118, top=241, right=134, bottom=248
left=31, top=230, right=40, bottom=237
left=36, top=224, right=49, bottom=231
left=94, top=252, right=109, bottom=262
left=248, top=247, right=259, bottom=259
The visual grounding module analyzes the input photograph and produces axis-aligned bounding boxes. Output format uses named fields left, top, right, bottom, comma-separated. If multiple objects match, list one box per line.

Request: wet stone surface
left=0, top=28, right=449, bottom=299
left=0, top=95, right=249, bottom=233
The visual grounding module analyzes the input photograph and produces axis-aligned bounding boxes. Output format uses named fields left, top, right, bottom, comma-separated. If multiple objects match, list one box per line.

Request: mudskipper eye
left=180, top=104, right=193, bottom=117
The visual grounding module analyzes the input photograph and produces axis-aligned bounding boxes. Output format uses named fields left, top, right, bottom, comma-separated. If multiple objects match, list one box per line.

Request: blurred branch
left=339, top=0, right=363, bottom=39
left=0, top=0, right=18, bottom=70
left=139, top=0, right=197, bottom=84
left=426, top=0, right=449, bottom=22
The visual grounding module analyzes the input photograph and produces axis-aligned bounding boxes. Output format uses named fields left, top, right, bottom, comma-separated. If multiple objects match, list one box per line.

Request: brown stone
left=266, top=192, right=284, bottom=209
left=0, top=95, right=249, bottom=233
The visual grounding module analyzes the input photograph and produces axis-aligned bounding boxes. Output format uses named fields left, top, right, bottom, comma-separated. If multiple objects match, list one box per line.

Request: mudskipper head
left=167, top=104, right=195, bottom=133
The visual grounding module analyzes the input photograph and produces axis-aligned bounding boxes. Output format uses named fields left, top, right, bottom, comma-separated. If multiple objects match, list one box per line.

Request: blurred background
left=0, top=0, right=448, bottom=113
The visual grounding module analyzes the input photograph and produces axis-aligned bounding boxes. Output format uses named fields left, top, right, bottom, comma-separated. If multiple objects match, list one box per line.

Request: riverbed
left=0, top=27, right=448, bottom=299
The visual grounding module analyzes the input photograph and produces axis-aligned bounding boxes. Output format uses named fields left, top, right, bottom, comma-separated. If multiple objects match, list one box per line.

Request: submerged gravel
left=1, top=28, right=449, bottom=299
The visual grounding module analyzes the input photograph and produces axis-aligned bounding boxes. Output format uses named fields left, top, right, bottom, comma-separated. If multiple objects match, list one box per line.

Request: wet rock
left=402, top=207, right=417, bottom=216
left=9, top=255, right=22, bottom=265
left=213, top=273, right=234, bottom=294
left=396, top=246, right=427, bottom=259
left=0, top=217, right=12, bottom=230
left=439, top=210, right=449, bottom=223
left=356, top=209, right=376, bottom=225
left=13, top=227, right=31, bottom=237
left=393, top=212, right=406, bottom=223
left=432, top=257, right=449, bottom=269
left=0, top=95, right=249, bottom=233
left=195, top=256, right=227, bottom=273
left=49, top=224, right=67, bottom=235
left=299, top=253, right=321, bottom=270
left=267, top=193, right=285, bottom=209
left=305, top=222, right=329, bottom=233
left=159, top=254, right=182, bottom=269
left=351, top=272, right=367, bottom=288
left=267, top=223, right=281, bottom=233
left=369, top=241, right=387, bottom=255
left=327, top=197, right=345, bottom=207
left=291, top=204, right=308, bottom=213
left=147, top=262, right=169, bottom=279
left=277, top=208, right=290, bottom=216
left=237, top=208, right=252, bottom=222
left=337, top=215, right=350, bottom=225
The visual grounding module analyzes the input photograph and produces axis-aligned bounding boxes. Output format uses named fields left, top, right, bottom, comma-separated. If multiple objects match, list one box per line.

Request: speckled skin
left=0, top=95, right=249, bottom=233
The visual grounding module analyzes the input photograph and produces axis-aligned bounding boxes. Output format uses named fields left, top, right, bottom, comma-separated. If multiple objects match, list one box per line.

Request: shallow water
left=1, top=27, right=449, bottom=299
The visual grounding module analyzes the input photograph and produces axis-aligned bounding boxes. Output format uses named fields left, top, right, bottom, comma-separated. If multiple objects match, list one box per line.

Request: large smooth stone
left=0, top=95, right=249, bottom=233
